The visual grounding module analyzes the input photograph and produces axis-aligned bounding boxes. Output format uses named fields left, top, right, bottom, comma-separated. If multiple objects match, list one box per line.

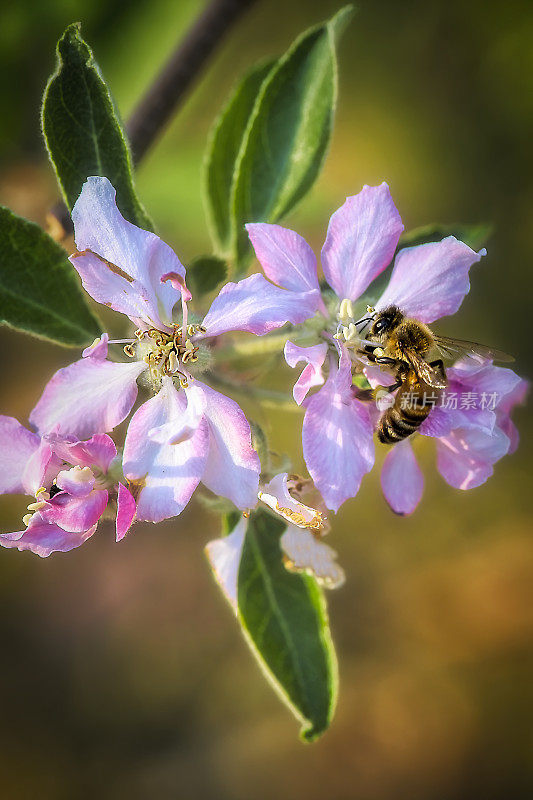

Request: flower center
left=124, top=324, right=207, bottom=388
left=334, top=299, right=375, bottom=347
left=22, top=486, right=50, bottom=527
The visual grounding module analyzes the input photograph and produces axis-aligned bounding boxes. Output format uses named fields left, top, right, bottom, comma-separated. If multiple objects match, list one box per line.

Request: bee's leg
left=374, top=355, right=398, bottom=367
left=371, top=378, right=402, bottom=403
left=357, top=345, right=377, bottom=362
left=385, top=378, right=403, bottom=392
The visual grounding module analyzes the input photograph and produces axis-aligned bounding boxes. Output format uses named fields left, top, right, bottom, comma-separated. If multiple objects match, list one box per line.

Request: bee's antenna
left=355, top=306, right=376, bottom=330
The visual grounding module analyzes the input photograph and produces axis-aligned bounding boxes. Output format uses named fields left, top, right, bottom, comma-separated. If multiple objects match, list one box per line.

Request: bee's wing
left=401, top=346, right=447, bottom=389
left=433, top=335, right=514, bottom=364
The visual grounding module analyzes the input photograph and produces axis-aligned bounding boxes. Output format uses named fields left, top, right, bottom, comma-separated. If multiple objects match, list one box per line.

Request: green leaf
left=231, top=6, right=353, bottom=272
left=237, top=510, right=338, bottom=741
left=204, top=60, right=276, bottom=253
left=187, top=255, right=227, bottom=298
left=42, top=23, right=152, bottom=229
left=400, top=222, right=493, bottom=251
left=0, top=207, right=102, bottom=346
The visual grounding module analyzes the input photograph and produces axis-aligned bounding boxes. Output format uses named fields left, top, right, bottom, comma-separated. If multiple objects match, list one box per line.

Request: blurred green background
left=0, top=0, right=531, bottom=797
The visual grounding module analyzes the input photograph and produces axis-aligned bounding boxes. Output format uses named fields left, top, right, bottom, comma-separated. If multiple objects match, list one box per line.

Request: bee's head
left=368, top=306, right=404, bottom=340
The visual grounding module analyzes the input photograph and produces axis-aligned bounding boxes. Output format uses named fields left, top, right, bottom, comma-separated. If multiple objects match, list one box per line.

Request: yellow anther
left=366, top=305, right=375, bottom=314
left=35, top=487, right=48, bottom=498
left=22, top=514, right=33, bottom=527
left=337, top=298, right=354, bottom=325
left=27, top=500, right=47, bottom=512
left=196, top=325, right=207, bottom=334
left=168, top=350, right=178, bottom=373
left=123, top=344, right=136, bottom=358
left=72, top=466, right=92, bottom=480
left=276, top=504, right=325, bottom=531
left=187, top=325, right=196, bottom=337
left=341, top=322, right=357, bottom=343
left=134, top=329, right=144, bottom=340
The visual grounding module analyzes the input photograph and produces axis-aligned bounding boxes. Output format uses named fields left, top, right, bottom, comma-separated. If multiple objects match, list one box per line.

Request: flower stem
left=215, top=331, right=295, bottom=360
left=206, top=371, right=300, bottom=412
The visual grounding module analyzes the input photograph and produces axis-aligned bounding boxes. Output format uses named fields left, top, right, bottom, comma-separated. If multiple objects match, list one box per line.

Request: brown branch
left=127, top=0, right=258, bottom=164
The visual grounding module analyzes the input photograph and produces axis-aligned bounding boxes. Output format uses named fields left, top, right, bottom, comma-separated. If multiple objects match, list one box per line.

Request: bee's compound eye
left=373, top=317, right=388, bottom=334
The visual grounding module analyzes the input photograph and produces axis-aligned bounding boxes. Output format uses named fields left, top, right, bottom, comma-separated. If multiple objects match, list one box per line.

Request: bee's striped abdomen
left=377, top=383, right=435, bottom=445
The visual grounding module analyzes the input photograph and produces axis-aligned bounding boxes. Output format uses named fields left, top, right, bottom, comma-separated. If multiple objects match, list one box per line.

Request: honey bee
left=356, top=305, right=513, bottom=444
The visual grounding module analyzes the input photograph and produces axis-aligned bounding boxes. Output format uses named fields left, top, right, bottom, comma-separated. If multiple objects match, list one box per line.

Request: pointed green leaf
left=0, top=207, right=102, bottom=346
left=204, top=60, right=276, bottom=253
left=187, top=255, right=227, bottom=298
left=237, top=510, right=338, bottom=741
left=400, top=222, right=493, bottom=251
left=231, top=6, right=353, bottom=272
left=42, top=23, right=152, bottom=229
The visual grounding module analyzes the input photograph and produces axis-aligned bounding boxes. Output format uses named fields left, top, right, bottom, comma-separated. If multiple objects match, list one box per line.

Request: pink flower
left=30, top=177, right=314, bottom=522
left=0, top=416, right=135, bottom=557
left=247, top=183, right=486, bottom=511
left=366, top=360, right=527, bottom=515
left=205, top=473, right=345, bottom=609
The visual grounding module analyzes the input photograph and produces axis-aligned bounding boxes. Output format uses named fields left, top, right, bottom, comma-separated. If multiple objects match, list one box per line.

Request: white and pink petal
left=321, top=183, right=403, bottom=302
left=0, top=416, right=40, bottom=495
left=245, top=223, right=320, bottom=293
left=116, top=482, right=136, bottom=542
left=436, top=426, right=510, bottom=490
left=122, top=378, right=209, bottom=523
left=40, top=489, right=108, bottom=533
left=200, top=273, right=320, bottom=338
left=198, top=382, right=260, bottom=510
left=0, top=515, right=98, bottom=558
left=21, top=441, right=61, bottom=496
left=55, top=466, right=95, bottom=497
left=71, top=177, right=184, bottom=327
left=204, top=516, right=248, bottom=613
left=50, top=434, right=118, bottom=473
left=258, top=472, right=323, bottom=529
left=380, top=439, right=424, bottom=515
left=82, top=333, right=109, bottom=359
left=302, top=349, right=374, bottom=512
left=284, top=341, right=328, bottom=405
left=30, top=356, right=146, bottom=439
left=376, top=237, right=485, bottom=323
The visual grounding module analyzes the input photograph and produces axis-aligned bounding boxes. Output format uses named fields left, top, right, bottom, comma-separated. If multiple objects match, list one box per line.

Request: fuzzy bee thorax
left=386, top=319, right=435, bottom=359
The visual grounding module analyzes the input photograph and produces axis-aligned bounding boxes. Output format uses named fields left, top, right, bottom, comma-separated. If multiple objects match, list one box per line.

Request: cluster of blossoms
left=0, top=178, right=526, bottom=585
